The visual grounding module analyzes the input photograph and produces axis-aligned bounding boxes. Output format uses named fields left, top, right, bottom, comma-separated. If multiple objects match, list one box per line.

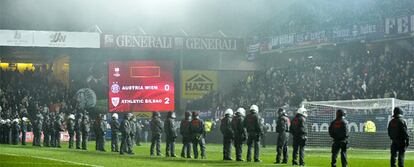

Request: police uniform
left=111, top=113, right=120, bottom=152
left=81, top=114, right=90, bottom=150
left=276, top=108, right=290, bottom=164
left=164, top=112, right=177, bottom=157
left=150, top=112, right=163, bottom=156
left=329, top=109, right=349, bottom=167
left=190, top=111, right=206, bottom=159
left=95, top=115, right=106, bottom=152
left=120, top=113, right=133, bottom=155
left=33, top=113, right=43, bottom=146
left=11, top=119, right=20, bottom=145
left=0, top=119, right=5, bottom=144
left=54, top=114, right=64, bottom=148
left=232, top=108, right=247, bottom=161
left=290, top=107, right=308, bottom=166
left=244, top=105, right=262, bottom=162
left=67, top=114, right=75, bottom=149
left=388, top=107, right=410, bottom=167
left=75, top=113, right=83, bottom=149
left=180, top=111, right=192, bottom=158
left=130, top=117, right=136, bottom=146
left=220, top=109, right=234, bottom=160
left=43, top=114, right=51, bottom=147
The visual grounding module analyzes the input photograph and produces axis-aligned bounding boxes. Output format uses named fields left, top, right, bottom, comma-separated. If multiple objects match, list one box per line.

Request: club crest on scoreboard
left=111, top=97, right=120, bottom=107
left=111, top=82, right=120, bottom=93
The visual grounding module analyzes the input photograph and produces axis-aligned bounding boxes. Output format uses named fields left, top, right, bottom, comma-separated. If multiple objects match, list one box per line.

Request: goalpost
left=302, top=98, right=414, bottom=149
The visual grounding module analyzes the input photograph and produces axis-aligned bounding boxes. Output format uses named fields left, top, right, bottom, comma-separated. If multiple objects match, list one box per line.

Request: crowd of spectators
left=0, top=66, right=72, bottom=123
left=188, top=44, right=414, bottom=111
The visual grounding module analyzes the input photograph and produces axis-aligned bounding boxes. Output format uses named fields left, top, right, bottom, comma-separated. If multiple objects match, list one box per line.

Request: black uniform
left=81, top=114, right=90, bottom=150
left=67, top=118, right=75, bottom=149
left=49, top=114, right=56, bottom=147
left=329, top=113, right=349, bottom=167
left=388, top=108, right=410, bottom=167
left=180, top=113, right=192, bottom=158
left=111, top=117, right=120, bottom=152
left=150, top=115, right=163, bottom=156
left=33, top=113, right=43, bottom=146
left=190, top=115, right=206, bottom=159
left=164, top=113, right=177, bottom=157
left=5, top=120, right=11, bottom=144
left=232, top=113, right=246, bottom=161
left=244, top=112, right=262, bottom=162
left=43, top=114, right=51, bottom=147
left=220, top=115, right=234, bottom=160
left=20, top=119, right=28, bottom=145
left=95, top=116, right=106, bottom=151
left=11, top=120, right=20, bottom=145
left=290, top=113, right=307, bottom=166
left=276, top=114, right=290, bottom=163
left=54, top=115, right=64, bottom=148
left=120, top=115, right=133, bottom=155
left=75, top=114, right=83, bottom=149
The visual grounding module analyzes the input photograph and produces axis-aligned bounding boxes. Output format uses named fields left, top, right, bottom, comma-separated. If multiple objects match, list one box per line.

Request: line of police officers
left=0, top=105, right=410, bottom=167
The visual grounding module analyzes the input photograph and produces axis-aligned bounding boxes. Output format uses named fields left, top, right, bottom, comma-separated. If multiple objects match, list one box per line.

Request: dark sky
left=0, top=0, right=295, bottom=37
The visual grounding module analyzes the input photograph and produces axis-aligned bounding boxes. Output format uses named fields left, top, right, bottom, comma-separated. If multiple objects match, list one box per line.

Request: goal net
left=302, top=98, right=414, bottom=149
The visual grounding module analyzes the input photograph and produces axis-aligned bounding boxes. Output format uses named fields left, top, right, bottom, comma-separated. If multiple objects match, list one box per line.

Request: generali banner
left=0, top=30, right=100, bottom=48
left=102, top=34, right=243, bottom=51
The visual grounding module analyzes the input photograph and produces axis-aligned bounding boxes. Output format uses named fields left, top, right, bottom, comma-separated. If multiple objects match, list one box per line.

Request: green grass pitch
left=0, top=142, right=413, bottom=167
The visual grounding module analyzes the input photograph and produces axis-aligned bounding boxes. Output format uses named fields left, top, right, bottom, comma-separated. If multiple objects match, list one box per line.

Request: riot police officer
left=275, top=108, right=290, bottom=164
left=165, top=111, right=177, bottom=157
left=0, top=118, right=5, bottom=144
left=244, top=105, right=262, bottom=162
left=43, top=113, right=51, bottom=147
left=190, top=111, right=206, bottom=159
left=290, top=107, right=308, bottom=166
left=232, top=108, right=246, bottom=161
left=150, top=112, right=163, bottom=156
left=329, top=109, right=349, bottom=167
left=75, top=113, right=83, bottom=149
left=54, top=113, right=64, bottom=148
left=221, top=108, right=234, bottom=160
left=120, top=113, right=133, bottom=155
left=21, top=117, right=29, bottom=145
left=180, top=111, right=192, bottom=158
left=81, top=112, right=90, bottom=150
left=11, top=118, right=20, bottom=145
left=67, top=114, right=75, bottom=149
left=111, top=113, right=120, bottom=152
left=33, top=112, right=43, bottom=146
left=388, top=107, right=410, bottom=167
left=95, top=114, right=106, bottom=152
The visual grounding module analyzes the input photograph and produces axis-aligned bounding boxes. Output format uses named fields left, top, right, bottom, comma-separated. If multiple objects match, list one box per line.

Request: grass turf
left=0, top=142, right=413, bottom=167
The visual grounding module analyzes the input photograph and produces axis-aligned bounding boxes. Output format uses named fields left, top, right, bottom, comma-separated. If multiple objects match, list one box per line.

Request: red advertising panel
left=108, top=60, right=174, bottom=112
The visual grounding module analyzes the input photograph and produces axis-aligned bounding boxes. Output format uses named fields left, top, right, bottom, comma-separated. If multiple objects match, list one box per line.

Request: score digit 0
left=164, top=84, right=170, bottom=91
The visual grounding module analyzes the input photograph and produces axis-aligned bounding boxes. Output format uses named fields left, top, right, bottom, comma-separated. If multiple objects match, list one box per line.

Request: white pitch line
left=1, top=153, right=104, bottom=167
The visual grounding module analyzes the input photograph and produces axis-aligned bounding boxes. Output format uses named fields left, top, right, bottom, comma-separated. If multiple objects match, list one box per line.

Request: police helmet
left=224, top=108, right=233, bottom=116
left=112, top=113, right=118, bottom=119
left=393, top=107, right=403, bottom=116
left=235, top=108, right=246, bottom=117
left=250, top=105, right=259, bottom=114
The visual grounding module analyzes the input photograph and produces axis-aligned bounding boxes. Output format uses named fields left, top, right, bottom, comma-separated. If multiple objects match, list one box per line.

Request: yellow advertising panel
left=182, top=70, right=218, bottom=99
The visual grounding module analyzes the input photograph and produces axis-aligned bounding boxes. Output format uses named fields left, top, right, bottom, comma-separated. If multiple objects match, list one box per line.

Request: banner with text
left=0, top=30, right=100, bottom=48
left=181, top=70, right=218, bottom=99
left=102, top=34, right=243, bottom=51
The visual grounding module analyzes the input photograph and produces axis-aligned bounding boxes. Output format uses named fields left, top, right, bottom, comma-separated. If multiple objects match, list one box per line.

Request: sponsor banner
left=20, top=132, right=70, bottom=142
left=102, top=34, right=243, bottom=51
left=0, top=30, right=100, bottom=48
left=332, top=23, right=383, bottom=42
left=181, top=70, right=218, bottom=99
left=385, top=14, right=414, bottom=35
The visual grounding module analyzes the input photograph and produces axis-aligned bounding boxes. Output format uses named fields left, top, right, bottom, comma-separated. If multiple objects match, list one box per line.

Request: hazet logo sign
left=185, top=74, right=214, bottom=91
left=181, top=70, right=217, bottom=99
